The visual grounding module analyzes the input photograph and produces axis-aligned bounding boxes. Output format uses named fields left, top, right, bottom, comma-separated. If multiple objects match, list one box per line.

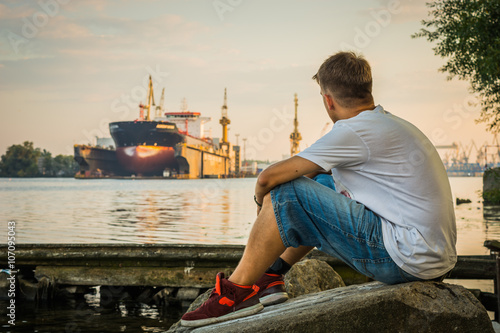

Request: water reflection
left=0, top=290, right=181, bottom=333
left=483, top=204, right=500, bottom=221
left=0, top=178, right=255, bottom=244
left=483, top=206, right=500, bottom=245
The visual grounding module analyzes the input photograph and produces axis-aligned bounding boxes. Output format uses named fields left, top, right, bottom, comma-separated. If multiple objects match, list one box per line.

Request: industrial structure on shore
left=74, top=77, right=240, bottom=179
left=437, top=137, right=500, bottom=176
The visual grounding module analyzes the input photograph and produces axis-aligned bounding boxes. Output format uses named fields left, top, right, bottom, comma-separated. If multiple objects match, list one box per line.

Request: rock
left=177, top=287, right=201, bottom=301
left=177, top=287, right=202, bottom=307
left=284, top=259, right=345, bottom=298
left=153, top=287, right=175, bottom=306
left=456, top=197, right=472, bottom=205
left=184, top=281, right=494, bottom=333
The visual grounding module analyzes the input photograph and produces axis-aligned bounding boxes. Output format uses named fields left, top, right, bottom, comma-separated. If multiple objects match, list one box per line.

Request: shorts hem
left=271, top=188, right=291, bottom=248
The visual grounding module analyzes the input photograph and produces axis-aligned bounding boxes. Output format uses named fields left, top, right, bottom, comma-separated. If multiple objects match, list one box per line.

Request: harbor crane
left=484, top=134, right=500, bottom=167
left=139, top=76, right=156, bottom=121
left=219, top=88, right=231, bottom=151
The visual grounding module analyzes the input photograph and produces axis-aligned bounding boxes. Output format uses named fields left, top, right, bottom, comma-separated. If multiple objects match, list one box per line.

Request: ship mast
left=181, top=98, right=189, bottom=135
left=219, top=88, right=231, bottom=148
left=155, top=88, right=165, bottom=118
left=145, top=76, right=155, bottom=121
left=290, top=93, right=302, bottom=156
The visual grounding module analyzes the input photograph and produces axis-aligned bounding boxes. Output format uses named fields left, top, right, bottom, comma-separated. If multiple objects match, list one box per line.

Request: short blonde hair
left=313, top=51, right=373, bottom=108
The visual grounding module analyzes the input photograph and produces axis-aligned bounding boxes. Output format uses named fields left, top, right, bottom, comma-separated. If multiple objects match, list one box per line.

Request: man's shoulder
left=339, top=107, right=428, bottom=145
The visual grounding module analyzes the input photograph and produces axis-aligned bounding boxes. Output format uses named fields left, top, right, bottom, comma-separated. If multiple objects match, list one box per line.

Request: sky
left=0, top=0, right=495, bottom=162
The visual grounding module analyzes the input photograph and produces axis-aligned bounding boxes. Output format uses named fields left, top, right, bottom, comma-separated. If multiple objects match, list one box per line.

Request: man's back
left=298, top=105, right=457, bottom=279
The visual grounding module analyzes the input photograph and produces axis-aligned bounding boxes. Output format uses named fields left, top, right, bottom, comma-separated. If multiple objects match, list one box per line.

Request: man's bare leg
left=228, top=193, right=285, bottom=285
left=228, top=194, right=315, bottom=286
left=280, top=245, right=315, bottom=266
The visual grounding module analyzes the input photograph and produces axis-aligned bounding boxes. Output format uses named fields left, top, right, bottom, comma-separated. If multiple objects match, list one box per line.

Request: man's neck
left=334, top=103, right=376, bottom=122
left=351, top=102, right=376, bottom=114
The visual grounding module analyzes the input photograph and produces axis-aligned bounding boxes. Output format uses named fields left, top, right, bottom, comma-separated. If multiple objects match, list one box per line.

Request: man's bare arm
left=254, top=156, right=323, bottom=205
left=304, top=169, right=332, bottom=179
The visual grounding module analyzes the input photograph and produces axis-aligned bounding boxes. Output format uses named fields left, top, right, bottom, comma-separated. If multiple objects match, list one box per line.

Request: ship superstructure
left=165, top=99, right=212, bottom=141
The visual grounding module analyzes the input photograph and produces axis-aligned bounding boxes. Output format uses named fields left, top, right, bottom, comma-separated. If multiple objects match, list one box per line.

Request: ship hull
left=74, top=144, right=125, bottom=176
left=109, top=121, right=185, bottom=175
left=116, top=145, right=176, bottom=175
left=109, top=121, right=184, bottom=148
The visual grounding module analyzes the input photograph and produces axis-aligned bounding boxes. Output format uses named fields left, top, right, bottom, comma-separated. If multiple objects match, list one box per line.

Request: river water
left=0, top=176, right=499, bottom=331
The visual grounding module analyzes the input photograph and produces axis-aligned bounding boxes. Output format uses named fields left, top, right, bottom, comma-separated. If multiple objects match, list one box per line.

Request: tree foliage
left=0, top=142, right=78, bottom=177
left=412, top=0, right=500, bottom=131
left=0, top=141, right=41, bottom=177
left=49, top=154, right=79, bottom=176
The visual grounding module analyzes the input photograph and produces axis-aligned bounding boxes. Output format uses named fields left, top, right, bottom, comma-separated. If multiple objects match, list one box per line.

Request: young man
left=181, top=51, right=457, bottom=327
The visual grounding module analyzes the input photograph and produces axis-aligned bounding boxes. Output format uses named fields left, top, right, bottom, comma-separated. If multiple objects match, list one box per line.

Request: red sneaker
left=255, top=273, right=289, bottom=306
left=180, top=272, right=263, bottom=327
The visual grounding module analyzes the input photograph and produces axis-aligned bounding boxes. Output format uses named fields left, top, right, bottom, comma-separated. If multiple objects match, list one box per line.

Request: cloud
left=390, top=1, right=430, bottom=24
left=0, top=5, right=216, bottom=71
left=62, top=0, right=108, bottom=13
left=358, top=0, right=429, bottom=25
left=38, top=16, right=92, bottom=39
left=0, top=3, right=35, bottom=20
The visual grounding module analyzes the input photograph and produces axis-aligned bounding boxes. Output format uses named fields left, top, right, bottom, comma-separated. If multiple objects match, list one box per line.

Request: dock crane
left=484, top=134, right=500, bottom=167
left=219, top=88, right=231, bottom=151
left=459, top=142, right=474, bottom=164
left=139, top=76, right=156, bottom=121
left=290, top=93, right=302, bottom=156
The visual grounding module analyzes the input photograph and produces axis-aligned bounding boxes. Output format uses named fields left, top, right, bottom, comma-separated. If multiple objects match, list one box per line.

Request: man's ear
left=324, top=93, right=335, bottom=111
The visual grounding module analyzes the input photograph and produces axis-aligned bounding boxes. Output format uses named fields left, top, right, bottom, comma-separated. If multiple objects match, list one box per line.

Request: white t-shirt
left=297, top=105, right=457, bottom=279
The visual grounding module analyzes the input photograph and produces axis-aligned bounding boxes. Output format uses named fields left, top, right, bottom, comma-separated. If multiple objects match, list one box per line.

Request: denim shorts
left=270, top=174, right=423, bottom=285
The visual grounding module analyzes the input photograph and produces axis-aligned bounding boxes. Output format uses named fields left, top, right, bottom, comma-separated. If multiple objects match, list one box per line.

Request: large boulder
left=169, top=281, right=493, bottom=333
left=284, top=259, right=345, bottom=298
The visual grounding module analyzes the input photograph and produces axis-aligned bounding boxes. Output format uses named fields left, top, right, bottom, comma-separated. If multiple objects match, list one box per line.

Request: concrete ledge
left=172, top=281, right=494, bottom=333
left=34, top=266, right=234, bottom=288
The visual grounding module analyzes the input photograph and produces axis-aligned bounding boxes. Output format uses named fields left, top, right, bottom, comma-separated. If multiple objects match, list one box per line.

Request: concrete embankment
left=171, top=281, right=494, bottom=333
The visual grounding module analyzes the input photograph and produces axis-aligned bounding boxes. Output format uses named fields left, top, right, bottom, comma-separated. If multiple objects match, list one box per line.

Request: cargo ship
left=108, top=77, right=230, bottom=176
left=74, top=76, right=237, bottom=178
